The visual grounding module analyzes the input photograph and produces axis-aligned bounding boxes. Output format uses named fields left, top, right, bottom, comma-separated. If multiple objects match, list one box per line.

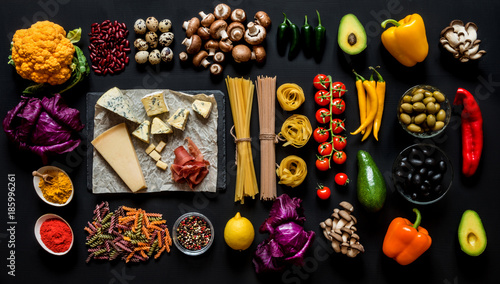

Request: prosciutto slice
left=171, top=138, right=210, bottom=189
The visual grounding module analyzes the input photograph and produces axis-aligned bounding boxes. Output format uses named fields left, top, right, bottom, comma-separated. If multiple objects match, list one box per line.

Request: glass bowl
left=34, top=213, right=74, bottom=255
left=172, top=212, right=214, bottom=256
left=397, top=85, right=451, bottom=138
left=392, top=144, right=453, bottom=205
left=33, top=166, right=74, bottom=207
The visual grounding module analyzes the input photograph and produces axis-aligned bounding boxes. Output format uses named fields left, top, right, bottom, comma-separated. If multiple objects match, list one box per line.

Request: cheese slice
left=96, top=87, right=140, bottom=124
left=132, top=120, right=150, bottom=143
left=91, top=123, right=147, bottom=192
left=151, top=117, right=172, bottom=134
left=141, top=91, right=169, bottom=116
left=167, top=108, right=190, bottom=131
left=192, top=99, right=212, bottom=119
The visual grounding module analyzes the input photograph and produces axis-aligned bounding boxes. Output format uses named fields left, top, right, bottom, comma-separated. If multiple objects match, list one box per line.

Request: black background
left=1, top=0, right=500, bottom=283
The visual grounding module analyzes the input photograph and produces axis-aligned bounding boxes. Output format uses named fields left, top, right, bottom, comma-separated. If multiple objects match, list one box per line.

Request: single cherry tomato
left=316, top=184, right=331, bottom=199
left=313, top=74, right=331, bottom=90
left=335, top=173, right=349, bottom=186
left=331, top=82, right=347, bottom=98
left=316, top=156, right=330, bottom=171
left=332, top=151, right=347, bottom=165
left=318, top=142, right=333, bottom=156
left=316, top=108, right=331, bottom=124
left=314, top=90, right=331, bottom=106
left=332, top=135, right=347, bottom=151
left=331, top=118, right=345, bottom=134
left=313, top=127, right=330, bottom=143
left=331, top=98, right=346, bottom=115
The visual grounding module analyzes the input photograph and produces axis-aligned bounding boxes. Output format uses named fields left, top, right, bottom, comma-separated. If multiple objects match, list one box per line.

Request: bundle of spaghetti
left=226, top=76, right=259, bottom=203
left=276, top=155, right=308, bottom=188
left=279, top=114, right=312, bottom=148
left=256, top=76, right=277, bottom=201
left=277, top=83, right=305, bottom=111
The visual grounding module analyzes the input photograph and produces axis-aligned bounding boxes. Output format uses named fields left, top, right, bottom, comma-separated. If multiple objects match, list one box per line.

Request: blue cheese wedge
left=167, top=108, right=190, bottom=131
left=132, top=120, right=150, bottom=143
left=151, top=117, right=172, bottom=134
left=96, top=87, right=140, bottom=124
left=191, top=99, right=212, bottom=119
left=141, top=91, right=169, bottom=116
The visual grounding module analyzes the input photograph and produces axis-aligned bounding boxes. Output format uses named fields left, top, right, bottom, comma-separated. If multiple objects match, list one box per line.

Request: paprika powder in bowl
left=34, top=214, right=74, bottom=255
left=397, top=85, right=451, bottom=138
left=33, top=166, right=74, bottom=207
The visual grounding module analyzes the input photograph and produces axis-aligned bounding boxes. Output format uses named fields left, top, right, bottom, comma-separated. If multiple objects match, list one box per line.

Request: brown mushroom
left=346, top=243, right=365, bottom=258
left=182, top=17, right=200, bottom=38
left=192, top=50, right=210, bottom=68
left=210, top=19, right=229, bottom=40
left=178, top=51, right=189, bottom=62
left=219, top=38, right=233, bottom=53
left=244, top=22, right=266, bottom=45
left=205, top=40, right=219, bottom=56
left=227, top=22, right=245, bottom=42
left=214, top=3, right=231, bottom=20
left=254, top=11, right=271, bottom=30
left=199, top=11, right=215, bottom=27
left=251, top=45, right=266, bottom=63
left=231, top=8, right=246, bottom=22
left=182, top=35, right=202, bottom=54
left=340, top=242, right=350, bottom=255
left=213, top=52, right=225, bottom=63
left=232, top=44, right=252, bottom=63
left=339, top=201, right=354, bottom=212
left=210, top=63, right=223, bottom=75
left=197, top=26, right=211, bottom=40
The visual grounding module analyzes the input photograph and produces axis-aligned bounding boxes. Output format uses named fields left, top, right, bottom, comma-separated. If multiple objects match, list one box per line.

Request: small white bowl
left=34, top=214, right=74, bottom=255
left=33, top=166, right=74, bottom=207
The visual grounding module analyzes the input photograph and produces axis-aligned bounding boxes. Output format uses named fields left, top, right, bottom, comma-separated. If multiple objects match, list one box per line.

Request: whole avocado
left=357, top=150, right=386, bottom=212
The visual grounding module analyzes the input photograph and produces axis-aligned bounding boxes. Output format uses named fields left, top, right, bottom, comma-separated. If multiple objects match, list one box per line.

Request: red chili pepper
left=454, top=88, right=483, bottom=177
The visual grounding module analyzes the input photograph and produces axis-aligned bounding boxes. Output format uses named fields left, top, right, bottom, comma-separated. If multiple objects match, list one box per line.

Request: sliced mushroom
left=232, top=44, right=252, bottom=63
left=251, top=45, right=266, bottom=63
left=197, top=26, right=211, bottom=41
left=214, top=3, right=231, bottom=20
left=231, top=8, right=246, bottom=22
left=210, top=63, right=223, bottom=75
left=182, top=35, right=202, bottom=55
left=254, top=11, right=271, bottom=30
left=179, top=51, right=189, bottom=62
left=182, top=17, right=200, bottom=38
left=199, top=11, right=215, bottom=27
left=244, top=22, right=266, bottom=45
left=192, top=50, right=210, bottom=68
left=213, top=52, right=225, bottom=63
left=227, top=22, right=245, bottom=42
left=219, top=38, right=233, bottom=53
left=210, top=19, right=229, bottom=40
left=205, top=40, right=219, bottom=56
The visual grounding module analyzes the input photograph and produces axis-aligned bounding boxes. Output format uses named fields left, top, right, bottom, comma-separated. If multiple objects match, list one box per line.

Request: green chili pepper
left=287, top=18, right=300, bottom=59
left=277, top=13, right=290, bottom=56
left=301, top=15, right=314, bottom=56
left=314, top=10, right=326, bottom=56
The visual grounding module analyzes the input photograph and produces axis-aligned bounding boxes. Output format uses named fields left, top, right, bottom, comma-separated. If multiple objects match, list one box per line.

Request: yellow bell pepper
left=381, top=14, right=428, bottom=67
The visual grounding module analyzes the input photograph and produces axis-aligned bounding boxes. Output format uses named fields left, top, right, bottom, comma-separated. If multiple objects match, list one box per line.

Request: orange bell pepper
left=382, top=208, right=432, bottom=265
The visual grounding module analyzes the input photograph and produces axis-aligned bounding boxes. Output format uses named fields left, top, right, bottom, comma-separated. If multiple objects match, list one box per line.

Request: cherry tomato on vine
left=318, top=142, right=333, bottom=156
left=316, top=184, right=331, bottom=199
left=331, top=118, right=345, bottom=134
left=316, top=108, right=331, bottom=124
left=313, top=74, right=331, bottom=90
left=313, top=127, right=330, bottom=143
left=334, top=173, right=349, bottom=186
left=316, top=156, right=330, bottom=171
left=314, top=90, right=330, bottom=106
left=331, top=82, right=347, bottom=98
left=331, top=98, right=346, bottom=115
left=332, top=136, right=347, bottom=151
left=332, top=151, right=347, bottom=165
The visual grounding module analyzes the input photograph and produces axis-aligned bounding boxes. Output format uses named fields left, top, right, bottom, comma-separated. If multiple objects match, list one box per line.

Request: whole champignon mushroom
left=210, top=19, right=229, bottom=40
left=214, top=3, right=231, bottom=20
left=213, top=51, right=225, bottom=63
left=232, top=44, right=252, bottom=63
left=197, top=26, right=211, bottom=40
left=199, top=11, right=215, bottom=27
left=182, top=35, right=202, bottom=55
left=254, top=11, right=271, bottom=30
left=179, top=51, right=189, bottom=62
left=204, top=40, right=219, bottom=56
left=231, top=8, right=247, bottom=23
left=210, top=63, right=223, bottom=75
left=227, top=22, right=245, bottom=42
left=192, top=50, right=210, bottom=68
left=244, top=22, right=267, bottom=45
left=182, top=17, right=200, bottom=38
left=219, top=39, right=233, bottom=53
left=251, top=45, right=266, bottom=63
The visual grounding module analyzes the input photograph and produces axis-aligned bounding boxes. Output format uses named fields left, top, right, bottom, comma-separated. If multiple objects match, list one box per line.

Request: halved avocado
left=458, top=210, right=487, bottom=256
left=338, top=14, right=367, bottom=55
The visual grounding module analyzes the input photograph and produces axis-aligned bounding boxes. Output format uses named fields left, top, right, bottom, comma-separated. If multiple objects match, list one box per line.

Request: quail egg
left=133, top=38, right=149, bottom=51
left=134, top=19, right=147, bottom=35
left=146, top=17, right=159, bottom=32
left=159, top=32, right=174, bottom=47
left=148, top=49, right=161, bottom=65
left=159, top=19, right=172, bottom=33
left=161, top=47, right=174, bottom=62
left=145, top=31, right=158, bottom=48
left=135, top=51, right=149, bottom=64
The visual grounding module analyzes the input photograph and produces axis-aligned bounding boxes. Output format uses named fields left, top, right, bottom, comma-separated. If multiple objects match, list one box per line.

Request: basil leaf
left=67, top=28, right=82, bottom=44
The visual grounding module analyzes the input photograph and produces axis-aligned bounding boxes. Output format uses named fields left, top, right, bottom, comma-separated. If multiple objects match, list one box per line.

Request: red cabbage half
left=3, top=94, right=84, bottom=163
left=253, top=194, right=315, bottom=274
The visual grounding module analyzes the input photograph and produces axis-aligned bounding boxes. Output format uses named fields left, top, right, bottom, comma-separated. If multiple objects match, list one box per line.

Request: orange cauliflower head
left=11, top=21, right=75, bottom=85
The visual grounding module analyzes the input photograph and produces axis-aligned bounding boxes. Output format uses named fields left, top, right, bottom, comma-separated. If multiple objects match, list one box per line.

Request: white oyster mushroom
left=440, top=20, right=486, bottom=62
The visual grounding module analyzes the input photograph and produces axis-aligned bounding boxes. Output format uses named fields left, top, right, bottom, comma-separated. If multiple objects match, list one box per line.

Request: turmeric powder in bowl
left=33, top=166, right=74, bottom=206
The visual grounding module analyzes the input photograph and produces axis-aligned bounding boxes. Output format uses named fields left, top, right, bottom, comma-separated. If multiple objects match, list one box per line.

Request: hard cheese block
left=96, top=87, right=140, bottom=123
left=167, top=108, right=190, bottom=131
left=132, top=120, right=150, bottom=143
left=91, top=123, right=147, bottom=192
left=151, top=117, right=172, bottom=134
left=192, top=99, right=212, bottom=118
left=141, top=91, right=169, bottom=116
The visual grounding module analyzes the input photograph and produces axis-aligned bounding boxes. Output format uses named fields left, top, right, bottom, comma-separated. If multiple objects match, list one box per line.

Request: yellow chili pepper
left=354, top=72, right=366, bottom=135
left=361, top=74, right=376, bottom=141
left=371, top=67, right=386, bottom=141
left=381, top=14, right=428, bottom=67
left=351, top=70, right=378, bottom=135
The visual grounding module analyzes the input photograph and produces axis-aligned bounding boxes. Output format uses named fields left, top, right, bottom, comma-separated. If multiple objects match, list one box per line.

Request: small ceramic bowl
left=34, top=214, right=74, bottom=255
left=172, top=212, right=214, bottom=256
left=33, top=166, right=74, bottom=207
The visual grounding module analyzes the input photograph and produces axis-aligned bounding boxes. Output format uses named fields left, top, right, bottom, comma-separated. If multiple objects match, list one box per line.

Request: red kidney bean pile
left=88, top=20, right=131, bottom=75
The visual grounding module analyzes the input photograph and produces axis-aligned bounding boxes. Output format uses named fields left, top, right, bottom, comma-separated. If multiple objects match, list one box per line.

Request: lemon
left=224, top=212, right=255, bottom=251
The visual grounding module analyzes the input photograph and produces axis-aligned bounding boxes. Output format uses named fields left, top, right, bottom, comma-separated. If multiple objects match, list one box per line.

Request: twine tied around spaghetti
left=230, top=125, right=252, bottom=165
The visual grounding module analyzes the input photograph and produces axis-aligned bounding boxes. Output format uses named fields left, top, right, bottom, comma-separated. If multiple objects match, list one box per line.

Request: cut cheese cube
left=141, top=91, right=169, bottom=116
left=156, top=160, right=168, bottom=171
left=151, top=117, right=172, bottom=134
left=155, top=141, right=167, bottom=153
left=91, top=123, right=147, bottom=192
left=192, top=99, right=213, bottom=119
left=145, top=143, right=156, bottom=154
left=167, top=108, right=190, bottom=131
left=149, top=150, right=162, bottom=161
left=132, top=120, right=150, bottom=143
left=96, top=87, right=140, bottom=124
